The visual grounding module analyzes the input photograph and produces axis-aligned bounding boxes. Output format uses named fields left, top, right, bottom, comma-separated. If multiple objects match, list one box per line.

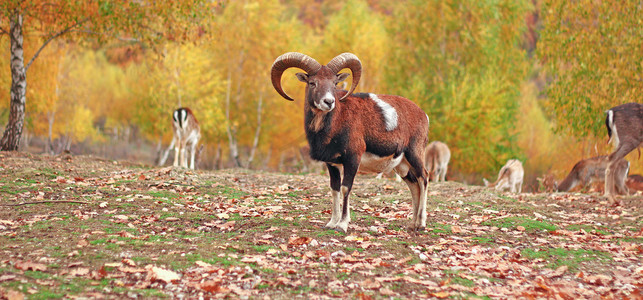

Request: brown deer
left=626, top=174, right=643, bottom=193
left=557, top=155, right=629, bottom=195
left=484, top=159, right=524, bottom=193
left=425, top=141, right=450, bottom=182
left=604, top=103, right=642, bottom=205
left=536, top=174, right=558, bottom=193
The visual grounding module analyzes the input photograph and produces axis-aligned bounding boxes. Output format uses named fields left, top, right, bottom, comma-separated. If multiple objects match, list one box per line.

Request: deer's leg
left=605, top=143, right=637, bottom=204
left=440, top=165, right=447, bottom=182
left=180, top=140, right=188, bottom=168
left=325, top=164, right=342, bottom=229
left=173, top=137, right=181, bottom=167
left=615, top=160, right=630, bottom=195
left=189, top=141, right=197, bottom=169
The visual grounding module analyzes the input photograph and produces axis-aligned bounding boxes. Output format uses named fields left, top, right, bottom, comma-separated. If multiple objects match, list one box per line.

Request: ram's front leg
left=336, top=158, right=359, bottom=233
left=325, top=164, right=342, bottom=230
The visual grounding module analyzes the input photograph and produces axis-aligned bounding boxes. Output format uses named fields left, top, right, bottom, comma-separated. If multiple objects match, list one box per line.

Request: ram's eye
left=309, top=82, right=316, bottom=88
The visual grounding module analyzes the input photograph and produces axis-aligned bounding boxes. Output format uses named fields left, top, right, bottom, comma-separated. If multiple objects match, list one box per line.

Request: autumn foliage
left=0, top=0, right=641, bottom=183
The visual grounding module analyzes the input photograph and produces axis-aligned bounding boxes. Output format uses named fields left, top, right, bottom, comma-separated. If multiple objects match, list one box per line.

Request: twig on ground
left=2, top=200, right=90, bottom=206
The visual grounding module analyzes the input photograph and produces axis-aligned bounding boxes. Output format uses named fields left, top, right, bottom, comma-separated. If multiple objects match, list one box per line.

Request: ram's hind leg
left=397, top=155, right=428, bottom=231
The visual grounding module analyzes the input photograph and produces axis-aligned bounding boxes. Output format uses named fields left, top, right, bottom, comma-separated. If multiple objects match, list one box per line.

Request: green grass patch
left=317, top=230, right=344, bottom=237
left=24, top=270, right=52, bottom=280
left=145, top=190, right=180, bottom=200
left=252, top=245, right=272, bottom=252
left=428, top=223, right=452, bottom=234
left=521, top=247, right=611, bottom=270
left=483, top=217, right=557, bottom=232
left=472, top=237, right=495, bottom=244
left=618, top=237, right=643, bottom=244
left=214, top=186, right=249, bottom=199
left=28, top=290, right=64, bottom=300
left=443, top=270, right=475, bottom=287
left=566, top=224, right=610, bottom=235
left=90, top=238, right=108, bottom=245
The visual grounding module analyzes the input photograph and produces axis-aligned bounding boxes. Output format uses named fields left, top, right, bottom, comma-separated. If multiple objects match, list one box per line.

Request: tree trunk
left=245, top=94, right=263, bottom=168
left=0, top=12, right=26, bottom=151
left=225, top=70, right=241, bottom=167
left=46, top=111, right=55, bottom=155
left=214, top=143, right=222, bottom=170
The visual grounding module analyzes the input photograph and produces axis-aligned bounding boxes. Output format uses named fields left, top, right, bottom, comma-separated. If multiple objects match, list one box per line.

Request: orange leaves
left=197, top=280, right=230, bottom=294
left=287, top=236, right=312, bottom=246
left=14, top=261, right=47, bottom=272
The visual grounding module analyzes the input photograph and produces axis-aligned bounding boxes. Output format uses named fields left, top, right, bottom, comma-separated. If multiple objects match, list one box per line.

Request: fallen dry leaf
left=584, top=274, right=612, bottom=286
left=288, top=236, right=312, bottom=246
left=380, top=287, right=396, bottom=296
left=69, top=268, right=90, bottom=277
left=149, top=266, right=180, bottom=284
left=198, top=280, right=230, bottom=293
left=360, top=278, right=381, bottom=290
left=15, top=261, right=47, bottom=272
left=122, top=258, right=136, bottom=267
left=0, top=275, right=17, bottom=282
left=5, top=289, right=24, bottom=300
left=77, top=239, right=89, bottom=248
left=431, top=291, right=450, bottom=298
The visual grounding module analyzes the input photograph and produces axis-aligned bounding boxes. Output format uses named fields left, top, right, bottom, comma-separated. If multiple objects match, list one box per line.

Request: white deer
left=484, top=159, right=524, bottom=193
left=425, top=141, right=451, bottom=182
left=171, top=107, right=201, bottom=169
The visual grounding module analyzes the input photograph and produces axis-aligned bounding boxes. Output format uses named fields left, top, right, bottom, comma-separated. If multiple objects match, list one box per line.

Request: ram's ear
left=295, top=73, right=308, bottom=82
left=336, top=72, right=350, bottom=84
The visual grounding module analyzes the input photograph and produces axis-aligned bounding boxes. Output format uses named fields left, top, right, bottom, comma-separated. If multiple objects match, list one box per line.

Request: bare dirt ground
left=0, top=152, right=641, bottom=299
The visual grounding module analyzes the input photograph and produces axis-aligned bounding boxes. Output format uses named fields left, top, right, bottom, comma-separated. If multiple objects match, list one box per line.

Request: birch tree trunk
left=46, top=112, right=55, bottom=155
left=0, top=11, right=26, bottom=151
left=225, top=70, right=241, bottom=167
left=245, top=94, right=263, bottom=168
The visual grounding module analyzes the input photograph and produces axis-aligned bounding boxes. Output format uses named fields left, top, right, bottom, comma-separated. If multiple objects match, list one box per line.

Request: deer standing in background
left=425, top=141, right=450, bottom=182
left=626, top=174, right=643, bottom=193
left=484, top=159, right=524, bottom=193
left=604, top=103, right=642, bottom=205
left=172, top=107, right=201, bottom=169
left=556, top=155, right=629, bottom=194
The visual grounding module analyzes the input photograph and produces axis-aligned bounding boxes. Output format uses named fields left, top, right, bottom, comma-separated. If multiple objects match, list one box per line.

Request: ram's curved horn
left=326, top=53, right=362, bottom=101
left=270, top=52, right=322, bottom=101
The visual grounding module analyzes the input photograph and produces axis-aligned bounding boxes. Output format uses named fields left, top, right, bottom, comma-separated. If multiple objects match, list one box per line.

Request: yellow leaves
left=68, top=105, right=100, bottom=142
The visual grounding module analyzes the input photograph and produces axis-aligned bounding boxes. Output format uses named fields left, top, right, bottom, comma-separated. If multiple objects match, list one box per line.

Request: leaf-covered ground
left=0, top=152, right=641, bottom=299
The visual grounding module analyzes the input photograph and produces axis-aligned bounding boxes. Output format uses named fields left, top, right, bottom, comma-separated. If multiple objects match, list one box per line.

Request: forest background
left=0, top=0, right=641, bottom=191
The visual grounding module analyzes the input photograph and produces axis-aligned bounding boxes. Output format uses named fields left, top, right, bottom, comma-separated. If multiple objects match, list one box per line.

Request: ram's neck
left=304, top=102, right=337, bottom=134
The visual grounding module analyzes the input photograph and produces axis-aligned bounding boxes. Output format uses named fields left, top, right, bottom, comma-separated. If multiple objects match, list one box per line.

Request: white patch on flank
left=426, top=114, right=430, bottom=128
left=370, top=94, right=398, bottom=131
left=607, top=110, right=620, bottom=148
left=359, top=152, right=403, bottom=174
